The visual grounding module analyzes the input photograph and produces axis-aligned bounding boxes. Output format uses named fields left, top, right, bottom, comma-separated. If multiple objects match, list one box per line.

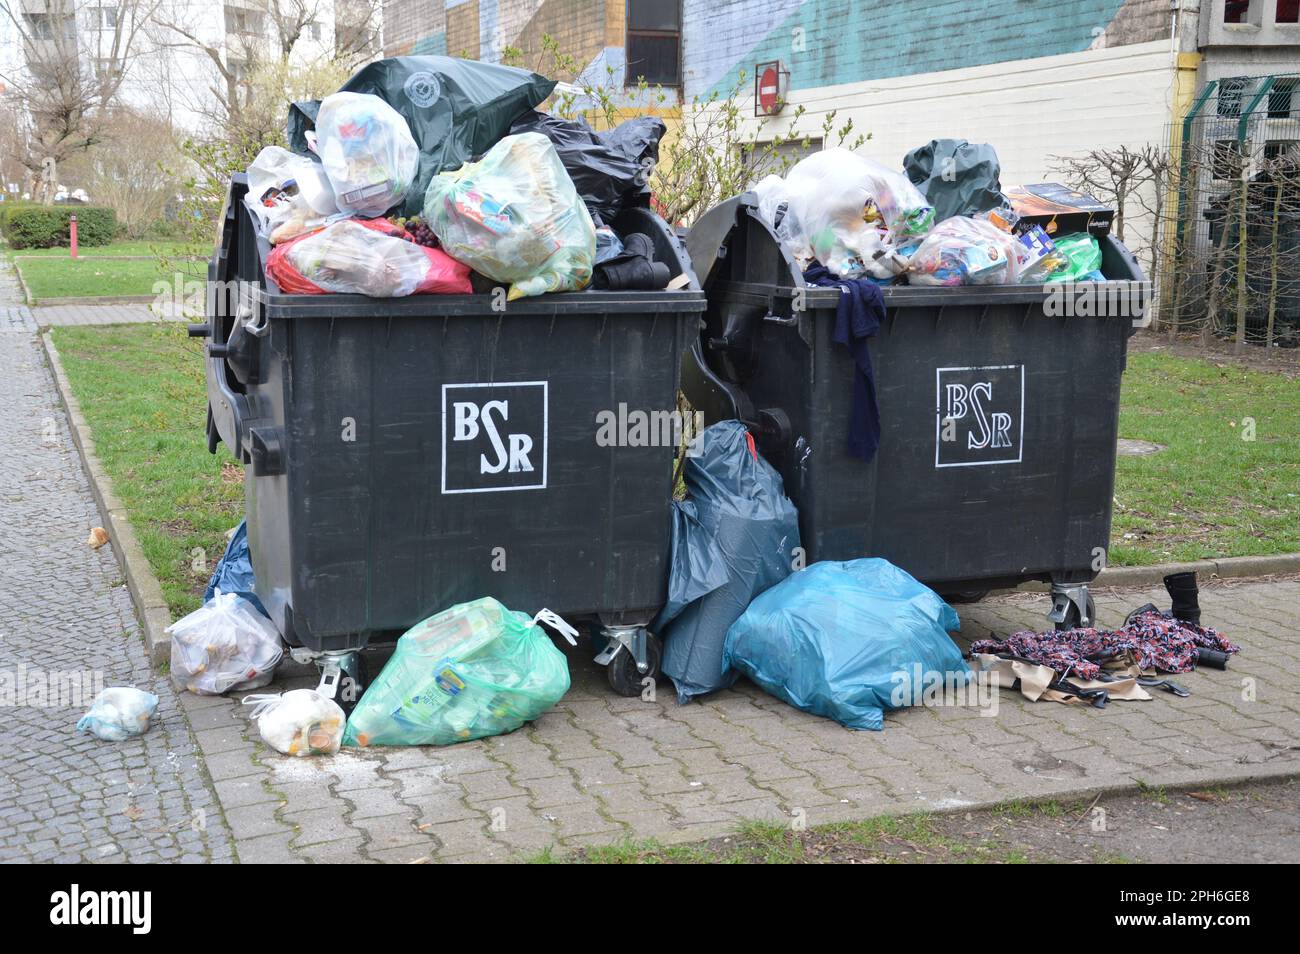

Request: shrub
left=3, top=206, right=117, bottom=249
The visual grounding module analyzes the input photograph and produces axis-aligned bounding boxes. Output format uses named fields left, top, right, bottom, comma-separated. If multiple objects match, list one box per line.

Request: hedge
left=2, top=206, right=117, bottom=249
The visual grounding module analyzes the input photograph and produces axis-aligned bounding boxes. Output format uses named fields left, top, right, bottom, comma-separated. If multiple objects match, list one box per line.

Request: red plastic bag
left=266, top=217, right=472, bottom=296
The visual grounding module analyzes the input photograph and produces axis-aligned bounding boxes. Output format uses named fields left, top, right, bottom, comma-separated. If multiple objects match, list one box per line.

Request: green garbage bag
left=288, top=56, right=556, bottom=217
left=1048, top=232, right=1104, bottom=282
left=343, top=598, right=577, bottom=747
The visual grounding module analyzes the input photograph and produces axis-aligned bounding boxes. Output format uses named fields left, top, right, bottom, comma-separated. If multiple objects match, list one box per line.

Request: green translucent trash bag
left=288, top=56, right=556, bottom=217
left=343, top=598, right=576, bottom=747
left=1047, top=232, right=1103, bottom=282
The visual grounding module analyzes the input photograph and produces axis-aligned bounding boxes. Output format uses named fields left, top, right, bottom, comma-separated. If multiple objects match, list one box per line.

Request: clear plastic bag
left=907, top=215, right=1021, bottom=286
left=762, top=149, right=934, bottom=278
left=76, top=687, right=158, bottom=742
left=266, top=217, right=473, bottom=297
left=167, top=591, right=283, bottom=696
left=313, top=92, right=419, bottom=217
left=244, top=145, right=341, bottom=244
left=422, top=132, right=596, bottom=300
left=244, top=689, right=345, bottom=757
left=343, top=598, right=576, bottom=747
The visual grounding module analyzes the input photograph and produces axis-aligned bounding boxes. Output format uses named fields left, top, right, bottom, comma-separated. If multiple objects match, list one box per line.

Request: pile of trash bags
left=752, top=137, right=1115, bottom=287
left=245, top=55, right=670, bottom=300
left=344, top=598, right=576, bottom=747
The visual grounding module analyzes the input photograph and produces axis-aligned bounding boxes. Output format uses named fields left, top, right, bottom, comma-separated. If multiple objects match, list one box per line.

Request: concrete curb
left=34, top=294, right=158, bottom=306
left=1013, top=553, right=1300, bottom=592
left=12, top=260, right=33, bottom=306
left=40, top=331, right=172, bottom=666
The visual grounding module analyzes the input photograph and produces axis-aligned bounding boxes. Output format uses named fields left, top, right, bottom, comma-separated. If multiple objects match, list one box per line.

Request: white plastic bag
left=764, top=149, right=934, bottom=278
left=244, top=690, right=345, bottom=757
left=76, top=687, right=158, bottom=742
left=313, top=92, right=419, bottom=217
left=244, top=145, right=341, bottom=244
left=423, top=132, right=597, bottom=300
left=907, top=215, right=1021, bottom=287
left=167, top=591, right=283, bottom=695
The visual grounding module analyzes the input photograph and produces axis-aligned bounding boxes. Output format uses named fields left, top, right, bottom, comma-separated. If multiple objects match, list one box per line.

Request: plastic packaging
left=167, top=591, right=284, bottom=695
left=903, top=139, right=1007, bottom=222
left=313, top=91, right=419, bottom=217
left=724, top=559, right=969, bottom=730
left=757, top=149, right=934, bottom=279
left=244, top=690, right=345, bottom=757
left=266, top=217, right=472, bottom=297
left=205, top=520, right=267, bottom=618
left=423, top=132, right=597, bottom=300
left=1014, top=225, right=1070, bottom=284
left=907, top=215, right=1021, bottom=286
left=343, top=598, right=576, bottom=747
left=244, top=146, right=341, bottom=244
left=76, top=687, right=158, bottom=742
left=656, top=421, right=802, bottom=703
left=1048, top=232, right=1104, bottom=283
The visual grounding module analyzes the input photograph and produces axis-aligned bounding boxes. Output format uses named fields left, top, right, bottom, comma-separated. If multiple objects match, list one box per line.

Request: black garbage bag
left=509, top=110, right=666, bottom=225
left=288, top=56, right=556, bottom=216
left=903, top=139, right=1008, bottom=222
left=654, top=421, right=801, bottom=703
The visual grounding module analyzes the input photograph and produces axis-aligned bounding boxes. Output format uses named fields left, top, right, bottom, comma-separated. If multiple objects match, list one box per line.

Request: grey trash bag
left=654, top=421, right=802, bottom=703
left=903, top=139, right=1008, bottom=223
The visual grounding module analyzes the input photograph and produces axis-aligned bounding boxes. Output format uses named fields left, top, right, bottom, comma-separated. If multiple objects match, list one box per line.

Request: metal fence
left=1159, top=72, right=1300, bottom=347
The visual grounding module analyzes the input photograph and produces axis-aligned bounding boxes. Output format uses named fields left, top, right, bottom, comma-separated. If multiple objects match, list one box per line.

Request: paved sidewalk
left=33, top=302, right=185, bottom=326
left=0, top=260, right=234, bottom=863
left=187, top=579, right=1300, bottom=863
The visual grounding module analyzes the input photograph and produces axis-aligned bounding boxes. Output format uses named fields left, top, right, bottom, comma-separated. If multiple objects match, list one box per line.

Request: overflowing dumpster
left=195, top=173, right=703, bottom=695
left=682, top=193, right=1150, bottom=629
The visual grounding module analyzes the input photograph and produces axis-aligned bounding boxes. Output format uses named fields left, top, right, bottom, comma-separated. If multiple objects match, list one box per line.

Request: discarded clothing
left=971, top=611, right=1240, bottom=681
left=803, top=263, right=883, bottom=462
left=593, top=232, right=670, bottom=290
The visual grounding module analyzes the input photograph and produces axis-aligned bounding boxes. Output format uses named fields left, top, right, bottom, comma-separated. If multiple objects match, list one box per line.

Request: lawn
left=47, top=326, right=1300, bottom=625
left=8, top=238, right=205, bottom=301
left=9, top=238, right=197, bottom=258
left=1111, top=352, right=1300, bottom=565
left=51, top=323, right=243, bottom=619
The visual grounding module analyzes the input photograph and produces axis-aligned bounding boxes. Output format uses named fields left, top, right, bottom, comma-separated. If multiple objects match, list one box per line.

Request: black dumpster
left=682, top=194, right=1149, bottom=628
left=194, top=174, right=704, bottom=694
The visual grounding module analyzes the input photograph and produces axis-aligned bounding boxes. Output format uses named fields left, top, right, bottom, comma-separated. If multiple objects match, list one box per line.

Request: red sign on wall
left=754, top=61, right=788, bottom=117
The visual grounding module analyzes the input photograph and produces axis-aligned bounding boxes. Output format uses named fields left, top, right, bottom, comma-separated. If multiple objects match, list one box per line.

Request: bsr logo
left=451, top=400, right=536, bottom=475
left=943, top=382, right=1013, bottom=450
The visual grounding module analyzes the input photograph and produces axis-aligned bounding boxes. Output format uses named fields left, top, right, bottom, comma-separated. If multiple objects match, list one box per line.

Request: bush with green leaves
left=3, top=205, right=117, bottom=249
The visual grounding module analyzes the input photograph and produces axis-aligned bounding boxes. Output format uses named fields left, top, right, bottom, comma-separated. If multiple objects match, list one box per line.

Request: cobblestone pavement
left=0, top=260, right=234, bottom=863
left=188, top=579, right=1300, bottom=863
left=33, top=302, right=184, bottom=326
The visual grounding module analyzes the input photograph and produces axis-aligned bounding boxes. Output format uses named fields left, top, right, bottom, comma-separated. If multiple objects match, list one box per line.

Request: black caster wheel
left=1054, top=594, right=1096, bottom=632
left=606, top=632, right=662, bottom=697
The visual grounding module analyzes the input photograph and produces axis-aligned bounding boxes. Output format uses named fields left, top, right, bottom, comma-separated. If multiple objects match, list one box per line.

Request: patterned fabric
left=971, top=611, right=1240, bottom=681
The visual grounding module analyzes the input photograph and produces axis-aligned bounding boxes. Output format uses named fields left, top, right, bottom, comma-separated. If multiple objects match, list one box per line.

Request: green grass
left=1111, top=352, right=1300, bottom=565
left=7, top=238, right=197, bottom=259
left=14, top=254, right=205, bottom=300
left=50, top=323, right=243, bottom=620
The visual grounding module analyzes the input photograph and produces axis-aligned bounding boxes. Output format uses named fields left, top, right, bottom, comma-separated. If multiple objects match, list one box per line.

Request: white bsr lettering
left=944, top=383, right=1012, bottom=450
left=453, top=400, right=535, bottom=475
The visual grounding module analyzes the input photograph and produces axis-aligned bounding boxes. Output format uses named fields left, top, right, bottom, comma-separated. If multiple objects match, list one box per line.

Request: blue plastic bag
left=205, top=520, right=268, bottom=618
left=723, top=559, right=969, bottom=730
left=656, top=421, right=801, bottom=703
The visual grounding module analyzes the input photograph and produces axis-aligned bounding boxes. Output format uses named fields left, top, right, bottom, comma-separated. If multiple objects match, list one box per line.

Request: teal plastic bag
left=1048, top=232, right=1103, bottom=282
left=343, top=598, right=575, bottom=747
left=723, top=559, right=968, bottom=731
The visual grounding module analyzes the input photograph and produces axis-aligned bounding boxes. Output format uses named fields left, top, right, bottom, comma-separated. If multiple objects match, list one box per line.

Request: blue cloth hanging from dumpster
left=204, top=520, right=269, bottom=618
left=803, top=263, right=883, bottom=462
left=723, top=559, right=968, bottom=731
left=655, top=421, right=801, bottom=703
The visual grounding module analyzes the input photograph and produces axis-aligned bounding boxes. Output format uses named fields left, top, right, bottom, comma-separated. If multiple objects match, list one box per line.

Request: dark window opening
left=1224, top=1, right=1251, bottom=23
left=1268, top=77, right=1297, bottom=117
left=1278, top=1, right=1300, bottom=24
left=1217, top=76, right=1248, bottom=117
left=626, top=1, right=680, bottom=87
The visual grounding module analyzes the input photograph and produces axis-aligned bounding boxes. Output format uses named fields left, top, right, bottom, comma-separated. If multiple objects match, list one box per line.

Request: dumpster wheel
left=1049, top=585, right=1096, bottom=632
left=599, top=627, right=662, bottom=697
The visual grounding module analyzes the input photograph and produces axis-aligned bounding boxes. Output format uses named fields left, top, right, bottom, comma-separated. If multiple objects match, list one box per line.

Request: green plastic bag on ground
left=343, top=598, right=576, bottom=747
left=1048, top=232, right=1103, bottom=282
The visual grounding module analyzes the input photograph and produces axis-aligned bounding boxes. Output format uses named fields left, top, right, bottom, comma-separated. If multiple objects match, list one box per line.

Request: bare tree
left=0, top=0, right=164, bottom=191
left=1051, top=145, right=1153, bottom=243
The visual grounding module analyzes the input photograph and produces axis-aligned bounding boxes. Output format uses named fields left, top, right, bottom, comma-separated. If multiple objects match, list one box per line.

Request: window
left=227, top=58, right=249, bottom=84
left=1278, top=0, right=1300, bottom=23
left=1224, top=0, right=1251, bottom=23
left=306, top=20, right=323, bottom=42
left=1263, top=140, right=1298, bottom=160
left=90, top=6, right=118, bottom=30
left=1268, top=76, right=1297, bottom=117
left=626, top=0, right=680, bottom=87
left=224, top=9, right=264, bottom=35
left=1217, top=76, right=1248, bottom=117
left=1212, top=139, right=1244, bottom=180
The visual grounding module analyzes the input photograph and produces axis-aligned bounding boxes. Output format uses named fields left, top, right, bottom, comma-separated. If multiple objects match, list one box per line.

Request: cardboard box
left=1004, top=182, right=1114, bottom=238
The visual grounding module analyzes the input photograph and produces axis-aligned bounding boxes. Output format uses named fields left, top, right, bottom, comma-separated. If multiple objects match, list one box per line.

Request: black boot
left=1163, top=571, right=1201, bottom=627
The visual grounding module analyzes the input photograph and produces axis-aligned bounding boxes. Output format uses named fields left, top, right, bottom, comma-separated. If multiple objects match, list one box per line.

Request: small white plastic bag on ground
left=76, top=687, right=158, bottom=742
left=167, top=591, right=283, bottom=696
left=244, top=690, right=345, bottom=757
left=313, top=91, right=419, bottom=217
